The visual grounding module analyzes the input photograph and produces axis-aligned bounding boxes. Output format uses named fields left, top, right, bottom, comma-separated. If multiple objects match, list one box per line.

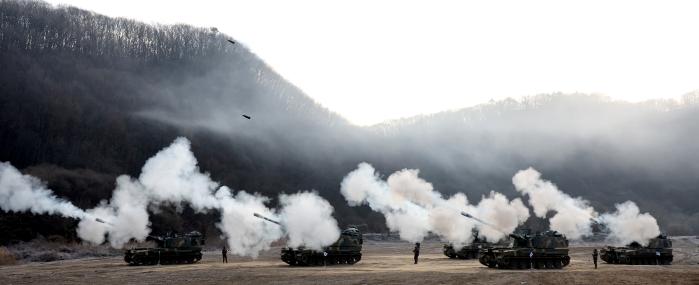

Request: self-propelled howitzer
left=477, top=230, right=571, bottom=269
left=440, top=212, right=500, bottom=259
left=443, top=233, right=493, bottom=259
left=600, top=234, right=673, bottom=265
left=459, top=213, right=570, bottom=269
left=253, top=213, right=363, bottom=266
left=124, top=231, right=204, bottom=265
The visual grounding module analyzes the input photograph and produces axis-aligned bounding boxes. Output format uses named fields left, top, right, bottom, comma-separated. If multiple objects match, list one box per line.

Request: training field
left=1, top=239, right=698, bottom=285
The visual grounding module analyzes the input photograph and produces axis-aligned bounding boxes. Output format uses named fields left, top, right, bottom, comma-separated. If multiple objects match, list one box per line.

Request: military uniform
left=592, top=248, right=598, bottom=269
left=413, top=243, right=421, bottom=264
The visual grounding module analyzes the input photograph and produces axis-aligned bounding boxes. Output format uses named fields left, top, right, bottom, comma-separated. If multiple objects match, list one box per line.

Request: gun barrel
left=253, top=213, right=281, bottom=225
left=460, top=211, right=507, bottom=235
left=461, top=211, right=487, bottom=224
left=94, top=218, right=113, bottom=226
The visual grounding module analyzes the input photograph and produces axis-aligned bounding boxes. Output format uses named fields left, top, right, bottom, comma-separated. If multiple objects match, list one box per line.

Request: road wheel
left=562, top=256, right=570, bottom=266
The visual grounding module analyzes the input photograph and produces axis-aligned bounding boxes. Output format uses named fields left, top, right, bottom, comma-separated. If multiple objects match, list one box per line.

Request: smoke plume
left=340, top=162, right=431, bottom=242
left=137, top=137, right=220, bottom=211
left=512, top=167, right=662, bottom=245
left=279, top=191, right=341, bottom=250
left=428, top=194, right=475, bottom=245
left=471, top=191, right=530, bottom=241
left=599, top=201, right=661, bottom=246
left=340, top=162, right=529, bottom=244
left=214, top=188, right=282, bottom=258
left=0, top=137, right=341, bottom=257
left=0, top=162, right=87, bottom=219
left=512, top=167, right=596, bottom=239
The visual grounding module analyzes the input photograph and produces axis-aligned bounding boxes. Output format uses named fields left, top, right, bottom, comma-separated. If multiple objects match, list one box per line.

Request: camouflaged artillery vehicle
left=254, top=213, right=363, bottom=266
left=600, top=234, right=673, bottom=265
left=477, top=230, right=571, bottom=269
left=443, top=233, right=492, bottom=259
left=124, top=231, right=204, bottom=265
left=458, top=212, right=570, bottom=269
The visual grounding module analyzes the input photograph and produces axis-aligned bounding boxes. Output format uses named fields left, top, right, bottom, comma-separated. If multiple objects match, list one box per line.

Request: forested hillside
left=1, top=0, right=698, bottom=244
left=0, top=0, right=372, bottom=242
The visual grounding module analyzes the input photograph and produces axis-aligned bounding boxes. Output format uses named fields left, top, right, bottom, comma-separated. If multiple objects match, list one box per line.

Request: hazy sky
left=45, top=0, right=699, bottom=125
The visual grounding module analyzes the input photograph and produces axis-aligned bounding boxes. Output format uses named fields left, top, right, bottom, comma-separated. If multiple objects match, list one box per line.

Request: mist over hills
left=1, top=0, right=698, bottom=244
left=368, top=94, right=699, bottom=234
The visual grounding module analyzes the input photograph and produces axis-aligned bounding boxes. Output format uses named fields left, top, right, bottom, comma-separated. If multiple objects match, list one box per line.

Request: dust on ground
left=1, top=239, right=698, bottom=285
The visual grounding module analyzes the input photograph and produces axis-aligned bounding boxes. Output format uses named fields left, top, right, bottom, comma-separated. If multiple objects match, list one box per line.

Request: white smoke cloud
left=385, top=204, right=432, bottom=243
left=340, top=162, right=529, bottom=244
left=340, top=162, right=432, bottom=242
left=76, top=205, right=112, bottom=245
left=472, top=192, right=530, bottom=241
left=599, top=201, right=660, bottom=246
left=512, top=167, right=596, bottom=240
left=512, top=167, right=662, bottom=245
left=215, top=187, right=283, bottom=258
left=386, top=169, right=440, bottom=208
left=429, top=193, right=477, bottom=246
left=138, top=137, right=220, bottom=211
left=340, top=162, right=386, bottom=208
left=279, top=191, right=340, bottom=250
left=102, top=176, right=151, bottom=247
left=0, top=137, right=342, bottom=257
left=0, top=162, right=86, bottom=219
left=75, top=137, right=216, bottom=247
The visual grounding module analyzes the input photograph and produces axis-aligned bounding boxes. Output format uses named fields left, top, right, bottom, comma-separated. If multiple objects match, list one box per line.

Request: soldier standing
left=413, top=242, right=421, bottom=264
left=222, top=245, right=228, bottom=263
left=592, top=248, right=598, bottom=269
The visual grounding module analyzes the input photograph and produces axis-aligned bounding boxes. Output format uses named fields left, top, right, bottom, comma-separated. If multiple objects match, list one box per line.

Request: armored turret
left=253, top=213, right=363, bottom=266
left=442, top=231, right=493, bottom=259
left=124, top=231, right=204, bottom=266
left=459, top=214, right=570, bottom=269
left=475, top=230, right=570, bottom=269
left=600, top=234, right=673, bottom=265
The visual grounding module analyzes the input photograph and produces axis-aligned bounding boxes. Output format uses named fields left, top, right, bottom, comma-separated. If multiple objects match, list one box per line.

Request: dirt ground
left=1, top=239, right=698, bottom=285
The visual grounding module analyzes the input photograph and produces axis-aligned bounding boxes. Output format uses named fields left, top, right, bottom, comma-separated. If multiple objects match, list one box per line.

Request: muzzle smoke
left=0, top=137, right=340, bottom=257
left=340, top=162, right=529, bottom=244
left=513, top=167, right=661, bottom=245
